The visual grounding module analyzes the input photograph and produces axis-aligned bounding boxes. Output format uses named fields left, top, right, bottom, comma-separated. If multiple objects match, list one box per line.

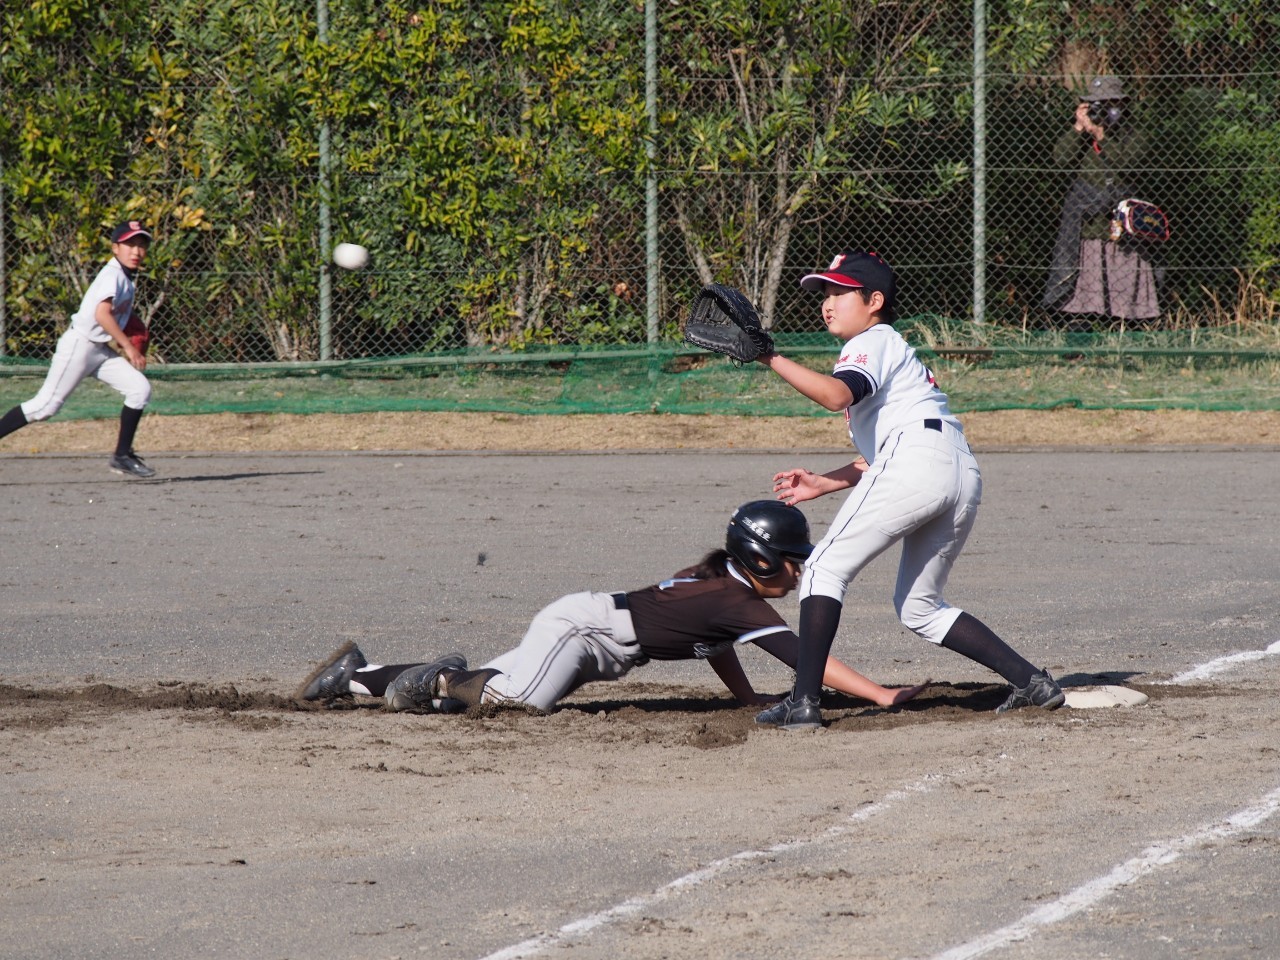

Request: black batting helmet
left=725, top=500, right=814, bottom=579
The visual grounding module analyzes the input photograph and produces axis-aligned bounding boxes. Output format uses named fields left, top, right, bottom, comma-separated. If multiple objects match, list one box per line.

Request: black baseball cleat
left=108, top=451, right=156, bottom=478
left=755, top=693, right=823, bottom=731
left=296, top=641, right=368, bottom=702
left=385, top=655, right=468, bottom=713
left=995, top=669, right=1065, bottom=713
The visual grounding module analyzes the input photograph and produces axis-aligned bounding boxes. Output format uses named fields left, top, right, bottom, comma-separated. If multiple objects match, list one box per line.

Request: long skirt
left=1059, top=239, right=1160, bottom=320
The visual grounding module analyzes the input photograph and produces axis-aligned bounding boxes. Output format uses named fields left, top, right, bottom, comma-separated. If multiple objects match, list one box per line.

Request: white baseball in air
left=332, top=243, right=370, bottom=270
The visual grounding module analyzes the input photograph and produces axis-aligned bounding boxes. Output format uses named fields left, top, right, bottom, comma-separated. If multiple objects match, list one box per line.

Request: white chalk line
left=1164, top=637, right=1280, bottom=684
left=924, top=782, right=1280, bottom=960
left=925, top=636, right=1280, bottom=960
left=479, top=772, right=945, bottom=960
left=483, top=640, right=1279, bottom=960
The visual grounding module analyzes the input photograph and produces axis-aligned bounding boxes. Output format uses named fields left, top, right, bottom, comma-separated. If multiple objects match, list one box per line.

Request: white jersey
left=832, top=323, right=958, bottom=461
left=69, top=257, right=135, bottom=343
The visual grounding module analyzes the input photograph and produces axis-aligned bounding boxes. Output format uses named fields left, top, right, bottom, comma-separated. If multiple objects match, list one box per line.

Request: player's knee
left=896, top=595, right=948, bottom=641
left=803, top=565, right=851, bottom=603
left=124, top=381, right=152, bottom=409
left=20, top=400, right=60, bottom=422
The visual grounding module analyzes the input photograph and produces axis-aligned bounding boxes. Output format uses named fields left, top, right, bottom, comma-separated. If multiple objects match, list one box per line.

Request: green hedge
left=2, top=0, right=1277, bottom=361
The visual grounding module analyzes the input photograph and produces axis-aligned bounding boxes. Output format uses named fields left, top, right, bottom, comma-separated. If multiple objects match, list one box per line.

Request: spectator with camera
left=1042, top=75, right=1161, bottom=326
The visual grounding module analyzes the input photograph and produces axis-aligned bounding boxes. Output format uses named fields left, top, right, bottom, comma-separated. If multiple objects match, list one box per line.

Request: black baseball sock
left=115, top=405, right=145, bottom=456
left=792, top=595, right=844, bottom=700
left=940, top=612, right=1037, bottom=687
left=0, top=405, right=29, bottom=441
left=349, top=663, right=420, bottom=698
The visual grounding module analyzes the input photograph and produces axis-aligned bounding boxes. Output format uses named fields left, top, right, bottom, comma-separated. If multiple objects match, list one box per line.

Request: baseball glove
left=122, top=312, right=150, bottom=355
left=683, top=284, right=774, bottom=363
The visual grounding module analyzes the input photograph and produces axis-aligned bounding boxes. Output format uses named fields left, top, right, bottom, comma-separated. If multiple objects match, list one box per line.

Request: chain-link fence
left=3, top=1, right=1277, bottom=372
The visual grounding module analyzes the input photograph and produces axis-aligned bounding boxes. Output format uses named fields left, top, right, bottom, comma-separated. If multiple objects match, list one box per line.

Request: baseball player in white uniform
left=754, top=251, right=1064, bottom=730
left=0, top=220, right=156, bottom=477
left=295, top=500, right=929, bottom=714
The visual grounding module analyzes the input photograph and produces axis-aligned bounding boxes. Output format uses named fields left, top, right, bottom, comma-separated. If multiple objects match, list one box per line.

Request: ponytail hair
left=671, top=548, right=733, bottom=581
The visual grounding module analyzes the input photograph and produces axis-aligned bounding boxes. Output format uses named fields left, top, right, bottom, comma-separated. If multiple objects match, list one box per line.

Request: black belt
left=612, top=592, right=629, bottom=610
left=924, top=419, right=942, bottom=431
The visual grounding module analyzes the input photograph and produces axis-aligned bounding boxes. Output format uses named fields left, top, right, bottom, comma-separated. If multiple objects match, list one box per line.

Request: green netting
left=2, top=328, right=1278, bottom=419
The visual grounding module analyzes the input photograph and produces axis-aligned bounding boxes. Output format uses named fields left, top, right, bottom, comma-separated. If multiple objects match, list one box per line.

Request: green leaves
left=655, top=0, right=975, bottom=319
left=3, top=0, right=1278, bottom=357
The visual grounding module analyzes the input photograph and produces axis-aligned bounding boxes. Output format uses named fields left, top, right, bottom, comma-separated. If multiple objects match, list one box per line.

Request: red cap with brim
left=799, top=250, right=897, bottom=321
left=799, top=270, right=865, bottom=291
left=110, top=220, right=153, bottom=243
left=800, top=251, right=894, bottom=292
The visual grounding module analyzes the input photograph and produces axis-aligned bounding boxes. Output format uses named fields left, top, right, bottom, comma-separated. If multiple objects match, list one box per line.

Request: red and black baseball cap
left=110, top=220, right=153, bottom=243
left=799, top=250, right=896, bottom=322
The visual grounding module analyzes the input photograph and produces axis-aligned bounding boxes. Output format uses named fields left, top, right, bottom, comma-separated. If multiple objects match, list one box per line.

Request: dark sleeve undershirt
left=833, top=369, right=873, bottom=404
left=750, top=629, right=801, bottom=668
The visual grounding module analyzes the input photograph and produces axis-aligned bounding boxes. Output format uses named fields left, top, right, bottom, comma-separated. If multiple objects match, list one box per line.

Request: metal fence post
left=0, top=148, right=6, bottom=356
left=971, top=0, right=987, bottom=325
left=645, top=0, right=659, bottom=345
left=317, top=0, right=333, bottom=360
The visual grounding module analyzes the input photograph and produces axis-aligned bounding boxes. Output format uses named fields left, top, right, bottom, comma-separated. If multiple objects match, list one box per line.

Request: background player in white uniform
left=753, top=251, right=1064, bottom=730
left=296, top=500, right=928, bottom=714
left=0, top=220, right=156, bottom=477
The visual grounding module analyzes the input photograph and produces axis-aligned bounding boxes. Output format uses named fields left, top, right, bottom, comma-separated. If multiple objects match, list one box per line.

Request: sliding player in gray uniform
left=296, top=500, right=928, bottom=714
left=0, top=220, right=156, bottom=477
left=754, top=251, right=1064, bottom=730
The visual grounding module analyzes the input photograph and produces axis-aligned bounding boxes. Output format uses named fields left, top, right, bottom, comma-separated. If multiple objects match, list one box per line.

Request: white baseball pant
left=801, top=420, right=982, bottom=644
left=480, top=591, right=645, bottom=711
left=21, top=328, right=151, bottom=421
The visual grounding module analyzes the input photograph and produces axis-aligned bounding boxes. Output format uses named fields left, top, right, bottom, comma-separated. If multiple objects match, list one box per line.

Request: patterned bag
left=1115, top=198, right=1170, bottom=242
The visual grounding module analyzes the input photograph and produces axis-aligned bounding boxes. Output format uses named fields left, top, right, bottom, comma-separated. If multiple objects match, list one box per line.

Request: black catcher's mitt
left=683, top=284, right=774, bottom=363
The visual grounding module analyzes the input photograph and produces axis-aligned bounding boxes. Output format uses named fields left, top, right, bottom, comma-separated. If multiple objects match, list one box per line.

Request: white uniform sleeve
left=833, top=325, right=953, bottom=460
left=833, top=333, right=892, bottom=392
left=70, top=260, right=134, bottom=343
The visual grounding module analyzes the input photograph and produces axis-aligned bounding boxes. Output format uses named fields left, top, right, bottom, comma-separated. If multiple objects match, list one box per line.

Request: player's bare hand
left=773, top=468, right=825, bottom=505
left=124, top=345, right=147, bottom=371
left=875, top=679, right=930, bottom=707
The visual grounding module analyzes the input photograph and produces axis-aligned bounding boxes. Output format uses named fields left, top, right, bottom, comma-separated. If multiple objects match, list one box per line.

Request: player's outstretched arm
left=749, top=632, right=926, bottom=708
left=823, top=656, right=930, bottom=707
left=706, top=648, right=781, bottom=706
left=758, top=352, right=853, bottom=412
left=774, top=459, right=867, bottom=505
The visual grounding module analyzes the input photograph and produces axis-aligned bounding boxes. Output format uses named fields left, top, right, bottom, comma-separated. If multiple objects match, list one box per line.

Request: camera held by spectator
left=1078, top=75, right=1127, bottom=134
left=1086, top=99, right=1124, bottom=128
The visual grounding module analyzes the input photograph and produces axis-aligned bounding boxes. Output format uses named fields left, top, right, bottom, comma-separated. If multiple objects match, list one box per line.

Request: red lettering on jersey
left=854, top=353, right=869, bottom=365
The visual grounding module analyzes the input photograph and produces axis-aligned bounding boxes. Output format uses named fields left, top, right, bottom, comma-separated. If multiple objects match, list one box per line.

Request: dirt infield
left=2, top=439, right=1278, bottom=960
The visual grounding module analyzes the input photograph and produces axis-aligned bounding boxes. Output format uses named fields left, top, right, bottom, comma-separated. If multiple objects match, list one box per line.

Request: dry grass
left=4, top=408, right=1278, bottom=455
